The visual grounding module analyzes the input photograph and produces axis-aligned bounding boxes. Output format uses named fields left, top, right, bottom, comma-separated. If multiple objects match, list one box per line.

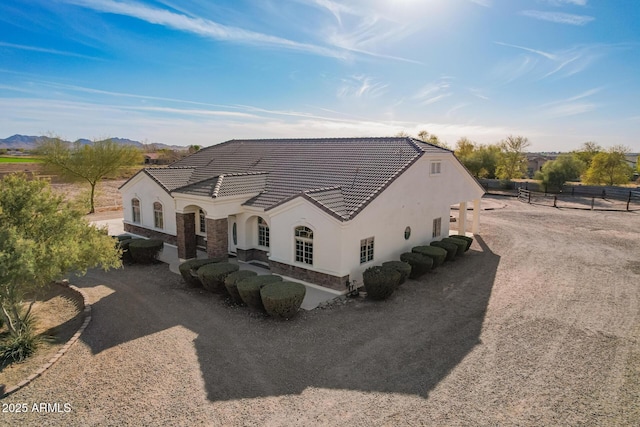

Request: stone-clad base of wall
left=124, top=223, right=177, bottom=246
left=269, top=260, right=349, bottom=292
left=237, top=248, right=269, bottom=263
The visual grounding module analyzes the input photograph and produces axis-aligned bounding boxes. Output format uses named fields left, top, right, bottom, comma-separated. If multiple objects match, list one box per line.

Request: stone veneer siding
left=236, top=248, right=269, bottom=263
left=176, top=213, right=196, bottom=259
left=206, top=217, right=228, bottom=259
left=124, top=223, right=177, bottom=245
left=269, top=260, right=349, bottom=292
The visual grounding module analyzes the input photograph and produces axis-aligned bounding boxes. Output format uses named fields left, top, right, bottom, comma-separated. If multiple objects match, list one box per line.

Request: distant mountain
left=0, top=134, right=185, bottom=151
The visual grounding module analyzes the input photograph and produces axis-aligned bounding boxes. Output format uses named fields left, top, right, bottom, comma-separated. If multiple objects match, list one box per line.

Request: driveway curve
left=3, top=196, right=639, bottom=426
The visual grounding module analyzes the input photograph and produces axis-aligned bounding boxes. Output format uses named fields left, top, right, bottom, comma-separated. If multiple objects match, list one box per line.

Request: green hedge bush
left=179, top=258, right=223, bottom=287
left=224, top=270, right=258, bottom=304
left=128, top=239, right=164, bottom=264
left=400, top=252, right=434, bottom=278
left=442, top=237, right=466, bottom=256
left=117, top=238, right=141, bottom=263
left=237, top=275, right=283, bottom=311
left=430, top=241, right=458, bottom=261
left=197, top=262, right=239, bottom=293
left=412, top=245, right=447, bottom=267
left=260, top=281, right=306, bottom=319
left=115, top=234, right=132, bottom=242
left=363, top=266, right=401, bottom=300
left=381, top=261, right=412, bottom=285
left=449, top=235, right=473, bottom=251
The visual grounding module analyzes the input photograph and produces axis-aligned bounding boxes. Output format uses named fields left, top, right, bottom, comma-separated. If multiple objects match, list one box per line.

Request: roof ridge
left=304, top=185, right=342, bottom=194
left=211, top=175, right=224, bottom=198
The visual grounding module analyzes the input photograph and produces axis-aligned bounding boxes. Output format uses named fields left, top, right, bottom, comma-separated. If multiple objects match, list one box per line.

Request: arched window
left=258, top=217, right=270, bottom=247
left=131, top=198, right=140, bottom=223
left=153, top=202, right=163, bottom=229
left=199, top=209, right=206, bottom=233
left=295, top=226, right=313, bottom=265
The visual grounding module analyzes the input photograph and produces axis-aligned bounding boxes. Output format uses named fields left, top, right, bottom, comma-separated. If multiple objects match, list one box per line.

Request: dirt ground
left=0, top=285, right=83, bottom=388
left=2, top=196, right=639, bottom=426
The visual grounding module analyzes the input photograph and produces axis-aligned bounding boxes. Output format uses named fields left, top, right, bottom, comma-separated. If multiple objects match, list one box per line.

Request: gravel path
left=2, top=196, right=639, bottom=426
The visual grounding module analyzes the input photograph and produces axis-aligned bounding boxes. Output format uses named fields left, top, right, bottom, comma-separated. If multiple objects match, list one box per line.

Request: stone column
left=472, top=198, right=481, bottom=234
left=176, top=212, right=196, bottom=259
left=206, top=217, right=229, bottom=259
left=458, top=201, right=467, bottom=235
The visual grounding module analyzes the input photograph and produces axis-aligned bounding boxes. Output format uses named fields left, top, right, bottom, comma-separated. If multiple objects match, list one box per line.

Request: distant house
left=143, top=153, right=173, bottom=165
left=119, top=137, right=485, bottom=292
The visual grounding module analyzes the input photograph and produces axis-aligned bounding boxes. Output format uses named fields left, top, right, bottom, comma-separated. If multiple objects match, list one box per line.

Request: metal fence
left=518, top=188, right=640, bottom=212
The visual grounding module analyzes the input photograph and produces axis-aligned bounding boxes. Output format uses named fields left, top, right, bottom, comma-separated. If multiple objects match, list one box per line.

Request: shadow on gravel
left=77, top=236, right=499, bottom=401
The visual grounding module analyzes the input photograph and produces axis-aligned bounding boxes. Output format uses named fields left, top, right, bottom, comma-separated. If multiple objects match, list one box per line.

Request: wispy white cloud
left=538, top=88, right=601, bottom=117
left=494, top=41, right=556, bottom=60
left=0, top=41, right=101, bottom=60
left=468, top=0, right=492, bottom=7
left=63, top=0, right=351, bottom=60
left=519, top=10, right=594, bottom=25
left=337, top=75, right=388, bottom=99
left=413, top=78, right=453, bottom=105
left=542, top=0, right=588, bottom=6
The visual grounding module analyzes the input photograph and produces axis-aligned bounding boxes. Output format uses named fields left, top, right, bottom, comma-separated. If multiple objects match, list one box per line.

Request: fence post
left=528, top=191, right=531, bottom=204
left=628, top=191, right=632, bottom=212
left=591, top=197, right=595, bottom=210
left=553, top=195, right=557, bottom=208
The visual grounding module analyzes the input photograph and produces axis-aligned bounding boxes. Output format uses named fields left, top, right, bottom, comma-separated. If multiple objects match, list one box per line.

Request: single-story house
left=119, top=137, right=485, bottom=292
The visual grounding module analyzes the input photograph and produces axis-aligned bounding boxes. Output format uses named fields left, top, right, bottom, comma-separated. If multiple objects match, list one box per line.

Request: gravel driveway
left=3, top=196, right=639, bottom=426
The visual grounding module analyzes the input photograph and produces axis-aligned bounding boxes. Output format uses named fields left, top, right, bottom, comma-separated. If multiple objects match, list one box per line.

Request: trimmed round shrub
left=179, top=258, right=223, bottom=287
left=224, top=270, right=258, bottom=304
left=430, top=241, right=458, bottom=261
left=197, top=262, right=239, bottom=293
left=449, top=234, right=473, bottom=251
left=363, top=266, right=401, bottom=300
left=442, top=237, right=466, bottom=256
left=260, top=281, right=306, bottom=319
left=400, top=252, right=434, bottom=279
left=128, top=239, right=164, bottom=264
left=117, top=238, right=141, bottom=263
left=412, top=245, right=447, bottom=267
left=381, top=261, right=412, bottom=285
left=115, top=234, right=132, bottom=242
left=237, top=275, right=283, bottom=311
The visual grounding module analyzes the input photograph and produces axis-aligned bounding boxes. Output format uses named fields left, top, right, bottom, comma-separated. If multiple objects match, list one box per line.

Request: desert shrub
left=430, top=241, right=458, bottom=261
left=128, top=239, right=164, bottom=264
left=179, top=258, right=223, bottom=287
left=363, top=266, right=401, bottom=300
left=0, top=311, right=40, bottom=365
left=117, top=238, right=142, bottom=263
left=260, top=281, right=306, bottom=319
left=224, top=270, right=258, bottom=304
left=412, top=245, right=447, bottom=267
left=449, top=235, right=473, bottom=251
left=442, top=237, right=466, bottom=256
left=400, top=252, right=434, bottom=278
left=237, top=275, right=283, bottom=311
left=197, top=262, right=239, bottom=293
left=381, top=261, right=412, bottom=285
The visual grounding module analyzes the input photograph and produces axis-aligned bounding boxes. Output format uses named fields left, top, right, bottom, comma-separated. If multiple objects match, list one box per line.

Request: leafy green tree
left=454, top=138, right=500, bottom=178
left=583, top=146, right=633, bottom=185
left=573, top=141, right=602, bottom=168
left=496, top=135, right=530, bottom=180
left=39, top=137, right=142, bottom=213
left=417, top=129, right=450, bottom=149
left=535, top=154, right=586, bottom=192
left=0, top=174, right=121, bottom=360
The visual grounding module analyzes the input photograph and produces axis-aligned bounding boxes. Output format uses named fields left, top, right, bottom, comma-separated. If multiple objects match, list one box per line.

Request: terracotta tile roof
left=139, top=137, right=450, bottom=221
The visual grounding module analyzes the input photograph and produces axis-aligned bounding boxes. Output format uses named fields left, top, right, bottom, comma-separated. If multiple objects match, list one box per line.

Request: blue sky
left=1, top=0, right=638, bottom=151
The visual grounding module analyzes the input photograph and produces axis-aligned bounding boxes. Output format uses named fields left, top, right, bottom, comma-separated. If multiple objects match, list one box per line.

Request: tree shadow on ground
left=77, top=235, right=499, bottom=401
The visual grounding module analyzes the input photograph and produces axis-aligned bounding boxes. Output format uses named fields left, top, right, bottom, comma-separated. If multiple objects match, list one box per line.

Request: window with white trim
left=153, top=202, right=163, bottom=229
left=295, top=226, right=313, bottom=265
left=258, top=217, right=270, bottom=247
left=199, top=209, right=206, bottom=233
left=131, top=198, right=140, bottom=223
left=360, top=237, right=374, bottom=264
left=433, top=217, right=442, bottom=238
left=430, top=161, right=442, bottom=175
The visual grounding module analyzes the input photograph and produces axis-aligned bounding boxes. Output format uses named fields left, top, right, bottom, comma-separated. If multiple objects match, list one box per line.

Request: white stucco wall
left=120, top=173, right=177, bottom=235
